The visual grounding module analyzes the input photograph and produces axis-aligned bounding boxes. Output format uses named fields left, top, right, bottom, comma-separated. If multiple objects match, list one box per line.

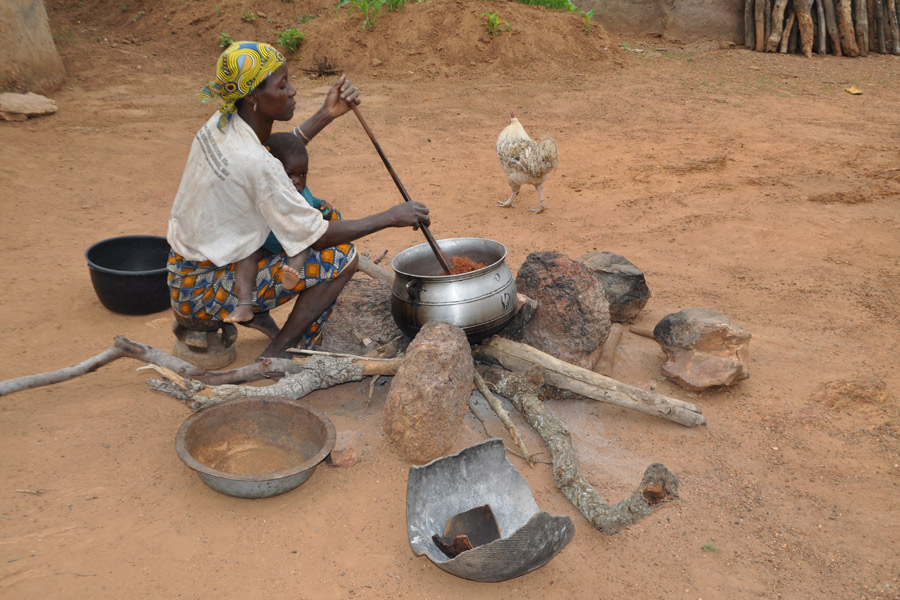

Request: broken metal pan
left=406, top=438, right=575, bottom=582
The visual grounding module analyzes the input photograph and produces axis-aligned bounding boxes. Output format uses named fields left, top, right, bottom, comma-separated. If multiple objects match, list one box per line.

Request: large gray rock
left=382, top=321, right=474, bottom=464
left=578, top=251, right=650, bottom=323
left=653, top=308, right=751, bottom=392
left=515, top=251, right=610, bottom=370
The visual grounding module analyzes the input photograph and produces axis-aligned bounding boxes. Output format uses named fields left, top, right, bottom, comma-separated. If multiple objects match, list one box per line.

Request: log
left=745, top=0, right=757, bottom=48
left=0, top=336, right=303, bottom=397
left=821, top=0, right=843, bottom=55
left=814, top=0, right=827, bottom=53
left=868, top=0, right=877, bottom=50
left=856, top=0, right=871, bottom=54
left=874, top=0, right=887, bottom=52
left=794, top=0, right=816, bottom=55
left=144, top=353, right=402, bottom=411
left=358, top=254, right=394, bottom=287
left=478, top=365, right=679, bottom=535
left=837, top=0, right=860, bottom=55
left=766, top=0, right=774, bottom=43
left=473, top=336, right=706, bottom=428
left=767, top=0, right=793, bottom=51
left=472, top=370, right=536, bottom=464
left=595, top=323, right=623, bottom=376
left=780, top=10, right=797, bottom=51
left=756, top=0, right=767, bottom=50
left=887, top=0, right=900, bottom=53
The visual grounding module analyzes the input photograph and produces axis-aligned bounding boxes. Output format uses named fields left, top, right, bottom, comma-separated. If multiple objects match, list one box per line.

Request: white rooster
left=495, top=114, right=558, bottom=214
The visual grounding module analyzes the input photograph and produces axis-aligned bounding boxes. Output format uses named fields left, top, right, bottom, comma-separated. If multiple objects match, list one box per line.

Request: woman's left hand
left=323, top=75, right=361, bottom=119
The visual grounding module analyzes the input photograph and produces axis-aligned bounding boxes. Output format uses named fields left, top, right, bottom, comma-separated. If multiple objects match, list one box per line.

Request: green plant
left=335, top=0, right=384, bottom=31
left=482, top=11, right=510, bottom=36
left=242, top=11, right=258, bottom=22
left=382, top=0, right=406, bottom=11
left=701, top=543, right=718, bottom=552
left=297, top=13, right=318, bottom=24
left=214, top=4, right=221, bottom=16
left=581, top=7, right=593, bottom=33
left=218, top=32, right=234, bottom=48
left=118, top=3, right=127, bottom=11
left=283, top=0, right=295, bottom=3
left=277, top=27, right=305, bottom=53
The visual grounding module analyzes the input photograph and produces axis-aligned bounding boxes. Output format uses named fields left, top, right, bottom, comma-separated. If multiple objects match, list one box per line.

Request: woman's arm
left=296, top=75, right=360, bottom=142
left=310, top=202, right=429, bottom=251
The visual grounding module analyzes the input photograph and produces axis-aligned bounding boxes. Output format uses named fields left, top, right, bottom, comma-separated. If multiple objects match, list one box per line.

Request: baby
left=225, top=132, right=333, bottom=323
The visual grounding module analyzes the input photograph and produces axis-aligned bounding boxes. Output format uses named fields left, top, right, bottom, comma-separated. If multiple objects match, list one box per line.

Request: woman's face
left=253, top=64, right=296, bottom=121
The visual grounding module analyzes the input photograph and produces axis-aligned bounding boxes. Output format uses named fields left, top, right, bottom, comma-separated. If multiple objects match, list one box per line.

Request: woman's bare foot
left=224, top=304, right=254, bottom=323
left=282, top=265, right=302, bottom=291
left=237, top=311, right=281, bottom=339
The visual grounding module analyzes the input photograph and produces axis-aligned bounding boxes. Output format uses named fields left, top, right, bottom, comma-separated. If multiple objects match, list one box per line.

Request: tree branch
left=478, top=365, right=679, bottom=535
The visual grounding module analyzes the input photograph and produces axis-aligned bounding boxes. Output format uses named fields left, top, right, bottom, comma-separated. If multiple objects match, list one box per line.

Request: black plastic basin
left=86, top=235, right=171, bottom=315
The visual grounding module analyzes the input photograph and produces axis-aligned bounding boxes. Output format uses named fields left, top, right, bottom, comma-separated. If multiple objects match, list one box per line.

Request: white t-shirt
left=167, top=113, right=328, bottom=266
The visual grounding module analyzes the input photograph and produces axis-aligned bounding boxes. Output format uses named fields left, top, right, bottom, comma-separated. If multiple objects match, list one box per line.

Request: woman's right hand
left=388, top=201, right=430, bottom=229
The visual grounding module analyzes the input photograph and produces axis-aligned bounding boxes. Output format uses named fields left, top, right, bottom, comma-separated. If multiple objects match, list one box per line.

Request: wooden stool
left=172, top=312, right=238, bottom=370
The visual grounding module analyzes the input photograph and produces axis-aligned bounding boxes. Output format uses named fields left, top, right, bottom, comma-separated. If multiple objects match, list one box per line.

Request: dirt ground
left=2, top=0, right=899, bottom=598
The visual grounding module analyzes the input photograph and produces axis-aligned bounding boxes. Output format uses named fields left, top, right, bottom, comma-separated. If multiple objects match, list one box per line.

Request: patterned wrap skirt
left=167, top=210, right=355, bottom=350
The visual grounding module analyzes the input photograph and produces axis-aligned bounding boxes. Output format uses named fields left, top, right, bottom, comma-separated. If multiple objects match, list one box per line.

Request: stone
left=382, top=321, right=474, bottom=464
left=0, top=92, right=58, bottom=121
left=320, top=277, right=404, bottom=355
left=498, top=293, right=538, bottom=341
left=326, top=430, right=362, bottom=467
left=653, top=308, right=751, bottom=392
left=578, top=251, right=651, bottom=322
left=514, top=251, right=610, bottom=370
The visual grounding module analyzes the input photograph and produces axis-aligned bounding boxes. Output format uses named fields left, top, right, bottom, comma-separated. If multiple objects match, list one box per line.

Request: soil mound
left=51, top=0, right=619, bottom=80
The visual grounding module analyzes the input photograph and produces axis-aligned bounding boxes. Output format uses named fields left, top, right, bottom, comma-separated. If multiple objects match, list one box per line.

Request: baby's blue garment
left=262, top=187, right=325, bottom=254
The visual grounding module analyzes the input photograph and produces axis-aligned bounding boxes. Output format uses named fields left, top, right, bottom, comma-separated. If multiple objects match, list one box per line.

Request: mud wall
left=0, top=0, right=65, bottom=93
left=575, top=0, right=745, bottom=44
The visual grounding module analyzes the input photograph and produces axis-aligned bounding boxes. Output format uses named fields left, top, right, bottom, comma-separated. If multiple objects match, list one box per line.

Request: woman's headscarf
left=199, top=41, right=286, bottom=131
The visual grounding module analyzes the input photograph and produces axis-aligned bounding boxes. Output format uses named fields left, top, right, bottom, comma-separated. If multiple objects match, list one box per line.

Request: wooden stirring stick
left=349, top=103, right=453, bottom=275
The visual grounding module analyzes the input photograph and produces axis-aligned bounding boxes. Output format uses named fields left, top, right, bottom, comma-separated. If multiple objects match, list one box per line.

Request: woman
left=167, top=42, right=429, bottom=359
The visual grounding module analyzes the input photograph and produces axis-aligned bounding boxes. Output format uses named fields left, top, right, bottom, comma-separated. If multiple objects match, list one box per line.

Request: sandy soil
left=2, top=0, right=900, bottom=598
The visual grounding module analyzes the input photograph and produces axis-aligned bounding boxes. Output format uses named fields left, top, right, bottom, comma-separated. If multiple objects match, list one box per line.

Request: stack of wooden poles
left=744, top=0, right=900, bottom=56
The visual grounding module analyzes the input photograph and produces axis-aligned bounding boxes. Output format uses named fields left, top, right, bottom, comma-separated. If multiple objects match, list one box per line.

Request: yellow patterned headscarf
left=199, top=41, right=286, bottom=131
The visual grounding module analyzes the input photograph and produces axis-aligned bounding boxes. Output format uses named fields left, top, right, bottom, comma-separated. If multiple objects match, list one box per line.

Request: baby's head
left=265, top=132, right=308, bottom=193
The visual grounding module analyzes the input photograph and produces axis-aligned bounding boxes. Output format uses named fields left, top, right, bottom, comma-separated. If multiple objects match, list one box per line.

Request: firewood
left=837, top=0, right=861, bottom=55
left=473, top=336, right=706, bottom=428
left=0, top=336, right=300, bottom=396
left=472, top=370, right=536, bottom=464
left=358, top=253, right=394, bottom=287
left=595, top=323, right=624, bottom=376
left=145, top=353, right=401, bottom=411
left=794, top=0, right=816, bottom=56
left=477, top=365, right=679, bottom=535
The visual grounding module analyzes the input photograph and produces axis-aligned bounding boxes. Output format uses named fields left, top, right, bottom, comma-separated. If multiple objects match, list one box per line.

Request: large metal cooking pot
left=391, top=238, right=516, bottom=343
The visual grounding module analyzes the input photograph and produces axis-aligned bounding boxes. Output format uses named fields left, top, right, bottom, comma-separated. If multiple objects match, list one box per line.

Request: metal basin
left=391, top=238, right=517, bottom=343
left=406, top=439, right=575, bottom=582
left=175, top=396, right=335, bottom=499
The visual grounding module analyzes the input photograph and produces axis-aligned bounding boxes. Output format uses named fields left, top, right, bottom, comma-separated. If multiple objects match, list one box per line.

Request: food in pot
left=448, top=255, right=486, bottom=275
